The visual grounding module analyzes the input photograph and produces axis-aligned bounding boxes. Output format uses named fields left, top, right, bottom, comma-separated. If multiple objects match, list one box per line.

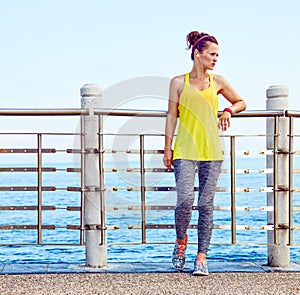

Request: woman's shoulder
left=171, top=74, right=185, bottom=83
left=211, top=73, right=227, bottom=92
left=170, top=74, right=186, bottom=90
left=211, top=73, right=225, bottom=83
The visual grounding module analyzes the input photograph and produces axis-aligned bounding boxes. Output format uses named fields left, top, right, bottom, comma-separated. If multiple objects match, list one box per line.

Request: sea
left=0, top=155, right=299, bottom=264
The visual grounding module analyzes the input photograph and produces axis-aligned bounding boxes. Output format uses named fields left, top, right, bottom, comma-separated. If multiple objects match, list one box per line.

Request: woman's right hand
left=163, top=148, right=173, bottom=171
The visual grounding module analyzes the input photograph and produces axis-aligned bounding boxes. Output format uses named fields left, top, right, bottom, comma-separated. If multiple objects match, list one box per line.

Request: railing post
left=80, top=83, right=107, bottom=267
left=266, top=85, right=290, bottom=267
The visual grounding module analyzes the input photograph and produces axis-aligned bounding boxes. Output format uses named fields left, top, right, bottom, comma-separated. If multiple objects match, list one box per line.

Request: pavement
left=1, top=260, right=300, bottom=275
left=0, top=261, right=300, bottom=295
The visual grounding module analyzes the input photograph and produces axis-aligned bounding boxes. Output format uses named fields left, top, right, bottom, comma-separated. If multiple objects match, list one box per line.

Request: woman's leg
left=173, top=159, right=196, bottom=240
left=197, top=160, right=222, bottom=254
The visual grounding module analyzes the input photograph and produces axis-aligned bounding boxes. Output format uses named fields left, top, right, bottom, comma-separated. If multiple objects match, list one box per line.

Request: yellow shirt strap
left=185, top=73, right=190, bottom=86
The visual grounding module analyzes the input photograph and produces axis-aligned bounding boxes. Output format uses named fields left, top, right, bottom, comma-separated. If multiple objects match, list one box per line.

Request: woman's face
left=198, top=42, right=219, bottom=70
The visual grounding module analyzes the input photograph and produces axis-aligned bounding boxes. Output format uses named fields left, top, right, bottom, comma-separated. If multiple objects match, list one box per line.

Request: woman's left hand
left=218, top=111, right=231, bottom=131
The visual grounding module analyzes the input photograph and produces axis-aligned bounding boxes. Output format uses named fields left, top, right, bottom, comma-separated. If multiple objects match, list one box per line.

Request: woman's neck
left=190, top=64, right=208, bottom=80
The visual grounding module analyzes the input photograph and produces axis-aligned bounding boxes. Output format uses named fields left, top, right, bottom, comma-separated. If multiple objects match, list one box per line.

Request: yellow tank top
left=173, top=72, right=223, bottom=161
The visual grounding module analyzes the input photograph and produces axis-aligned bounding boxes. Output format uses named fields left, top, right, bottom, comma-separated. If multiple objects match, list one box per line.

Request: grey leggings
left=174, top=159, right=222, bottom=255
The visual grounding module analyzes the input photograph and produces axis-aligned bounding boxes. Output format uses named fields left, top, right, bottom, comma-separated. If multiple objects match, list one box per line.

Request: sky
left=0, top=0, right=300, bottom=156
left=1, top=0, right=300, bottom=109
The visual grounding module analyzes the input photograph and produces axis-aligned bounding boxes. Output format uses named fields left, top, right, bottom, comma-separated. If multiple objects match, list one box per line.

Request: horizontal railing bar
left=0, top=148, right=56, bottom=153
left=111, top=186, right=252, bottom=193
left=134, top=224, right=251, bottom=230
left=126, top=168, right=173, bottom=173
left=70, top=185, right=300, bottom=193
left=0, top=108, right=163, bottom=117
left=107, top=186, right=178, bottom=192
left=66, top=167, right=275, bottom=174
left=66, top=186, right=261, bottom=193
left=0, top=206, right=55, bottom=210
left=0, top=225, right=55, bottom=230
left=0, top=132, right=80, bottom=136
left=126, top=167, right=270, bottom=174
left=3, top=241, right=298, bottom=247
left=68, top=148, right=275, bottom=155
left=107, top=205, right=251, bottom=211
left=108, top=149, right=269, bottom=154
left=0, top=167, right=56, bottom=172
left=2, top=241, right=296, bottom=247
left=66, top=225, right=83, bottom=230
left=124, top=224, right=294, bottom=231
left=0, top=186, right=56, bottom=191
left=259, top=187, right=274, bottom=192
left=66, top=168, right=81, bottom=173
left=259, top=150, right=273, bottom=155
left=0, top=243, right=84, bottom=246
left=63, top=224, right=293, bottom=231
left=103, top=133, right=165, bottom=137
left=0, top=108, right=285, bottom=117
left=55, top=149, right=72, bottom=153
left=258, top=168, right=273, bottom=173
left=55, top=187, right=73, bottom=191
left=67, top=148, right=275, bottom=157
left=102, top=133, right=271, bottom=137
left=99, top=109, right=283, bottom=118
left=220, top=134, right=276, bottom=137
left=0, top=109, right=85, bottom=116
left=67, top=206, right=81, bottom=211
left=67, top=149, right=99, bottom=154
left=259, top=206, right=274, bottom=211
left=67, top=187, right=82, bottom=192
left=0, top=205, right=279, bottom=212
left=285, top=110, right=300, bottom=117
left=107, top=242, right=291, bottom=246
left=64, top=205, right=277, bottom=212
left=95, top=109, right=168, bottom=117
left=66, top=224, right=253, bottom=230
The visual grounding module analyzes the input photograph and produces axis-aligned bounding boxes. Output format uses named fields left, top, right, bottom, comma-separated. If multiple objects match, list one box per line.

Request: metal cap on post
left=266, top=85, right=290, bottom=268
left=80, top=83, right=107, bottom=267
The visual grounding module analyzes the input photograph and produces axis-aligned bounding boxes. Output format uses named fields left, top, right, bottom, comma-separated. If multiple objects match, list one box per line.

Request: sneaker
left=172, top=235, right=188, bottom=269
left=193, top=256, right=209, bottom=276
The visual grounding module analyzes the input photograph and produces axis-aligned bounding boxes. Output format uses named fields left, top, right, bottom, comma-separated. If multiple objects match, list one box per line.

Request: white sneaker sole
left=192, top=270, right=209, bottom=276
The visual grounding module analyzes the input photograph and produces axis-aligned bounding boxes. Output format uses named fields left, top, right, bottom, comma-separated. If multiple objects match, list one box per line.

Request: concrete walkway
left=0, top=262, right=299, bottom=295
left=1, top=260, right=300, bottom=274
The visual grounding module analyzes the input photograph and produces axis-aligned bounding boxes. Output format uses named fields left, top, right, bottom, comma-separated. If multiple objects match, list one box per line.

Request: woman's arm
left=214, top=75, right=247, bottom=131
left=163, top=77, right=181, bottom=170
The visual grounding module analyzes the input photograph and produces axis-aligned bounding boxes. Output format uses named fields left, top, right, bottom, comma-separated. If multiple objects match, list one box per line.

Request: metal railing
left=0, top=107, right=299, bottom=267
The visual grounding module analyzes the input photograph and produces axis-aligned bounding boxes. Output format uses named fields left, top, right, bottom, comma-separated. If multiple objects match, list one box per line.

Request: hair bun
left=186, top=31, right=200, bottom=49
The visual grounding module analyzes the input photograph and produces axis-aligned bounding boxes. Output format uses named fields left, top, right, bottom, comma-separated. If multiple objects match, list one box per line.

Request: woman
left=163, top=31, right=246, bottom=276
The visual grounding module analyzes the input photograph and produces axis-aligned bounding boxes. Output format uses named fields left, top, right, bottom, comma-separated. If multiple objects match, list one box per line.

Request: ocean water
left=0, top=156, right=299, bottom=264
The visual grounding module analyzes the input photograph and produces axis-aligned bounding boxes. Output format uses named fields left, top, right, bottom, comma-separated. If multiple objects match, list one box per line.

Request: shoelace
left=176, top=244, right=186, bottom=258
left=195, top=257, right=206, bottom=266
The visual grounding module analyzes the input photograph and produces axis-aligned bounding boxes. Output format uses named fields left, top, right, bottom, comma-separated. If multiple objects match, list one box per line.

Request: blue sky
left=1, top=0, right=299, bottom=110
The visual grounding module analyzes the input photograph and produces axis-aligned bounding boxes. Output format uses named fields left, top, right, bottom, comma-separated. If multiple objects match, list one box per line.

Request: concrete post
left=80, top=83, right=107, bottom=267
left=266, top=85, right=290, bottom=267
